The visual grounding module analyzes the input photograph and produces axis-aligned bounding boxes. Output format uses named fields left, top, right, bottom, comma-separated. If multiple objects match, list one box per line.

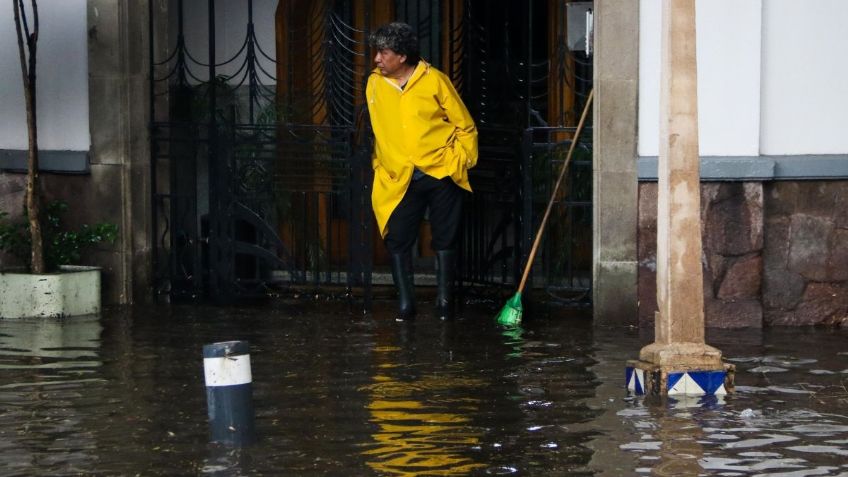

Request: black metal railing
left=149, top=0, right=594, bottom=307
left=520, top=126, right=593, bottom=306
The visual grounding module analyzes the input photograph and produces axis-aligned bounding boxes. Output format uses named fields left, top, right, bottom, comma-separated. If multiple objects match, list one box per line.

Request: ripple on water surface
left=616, top=328, right=848, bottom=477
left=0, top=306, right=846, bottom=476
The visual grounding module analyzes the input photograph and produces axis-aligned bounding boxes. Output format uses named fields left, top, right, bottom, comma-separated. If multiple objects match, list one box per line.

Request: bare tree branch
left=12, top=0, right=45, bottom=273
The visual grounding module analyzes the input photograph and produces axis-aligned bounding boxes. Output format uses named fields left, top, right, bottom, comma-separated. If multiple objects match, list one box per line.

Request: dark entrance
left=148, top=0, right=593, bottom=306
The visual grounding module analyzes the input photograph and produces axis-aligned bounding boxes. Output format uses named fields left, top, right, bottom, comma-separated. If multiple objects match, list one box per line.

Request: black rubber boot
left=390, top=252, right=416, bottom=321
left=435, top=249, right=457, bottom=320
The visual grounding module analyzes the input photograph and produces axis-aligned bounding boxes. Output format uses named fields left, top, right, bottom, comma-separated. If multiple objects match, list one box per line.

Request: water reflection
left=360, top=322, right=485, bottom=475
left=500, top=325, right=525, bottom=359
left=614, top=328, right=848, bottom=477
left=1, top=306, right=846, bottom=475
left=0, top=315, right=102, bottom=370
left=0, top=315, right=103, bottom=474
left=647, top=398, right=709, bottom=476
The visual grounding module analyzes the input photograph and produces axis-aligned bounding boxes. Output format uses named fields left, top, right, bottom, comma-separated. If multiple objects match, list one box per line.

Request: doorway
left=148, top=0, right=594, bottom=306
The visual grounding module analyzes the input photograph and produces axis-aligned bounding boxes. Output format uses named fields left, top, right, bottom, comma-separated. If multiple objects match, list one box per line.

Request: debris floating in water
left=749, top=366, right=788, bottom=373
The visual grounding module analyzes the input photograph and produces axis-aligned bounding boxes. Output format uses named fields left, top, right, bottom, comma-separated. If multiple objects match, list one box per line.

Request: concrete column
left=626, top=0, right=733, bottom=396
left=646, top=0, right=717, bottom=361
left=592, top=0, right=640, bottom=325
left=86, top=0, right=156, bottom=304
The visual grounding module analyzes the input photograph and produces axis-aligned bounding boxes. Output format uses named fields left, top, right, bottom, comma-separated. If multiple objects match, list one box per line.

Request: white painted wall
left=641, top=0, right=848, bottom=157
left=0, top=0, right=89, bottom=151
left=760, top=0, right=848, bottom=155
left=173, top=0, right=278, bottom=85
left=639, top=0, right=762, bottom=157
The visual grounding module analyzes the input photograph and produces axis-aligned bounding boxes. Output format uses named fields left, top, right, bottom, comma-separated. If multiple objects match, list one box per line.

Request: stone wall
left=639, top=180, right=848, bottom=328
left=763, top=182, right=848, bottom=326
left=0, top=175, right=26, bottom=266
left=639, top=182, right=764, bottom=328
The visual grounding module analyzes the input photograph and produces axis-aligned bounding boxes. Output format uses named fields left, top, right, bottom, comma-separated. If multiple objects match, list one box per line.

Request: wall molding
left=638, top=155, right=848, bottom=181
left=0, top=149, right=89, bottom=174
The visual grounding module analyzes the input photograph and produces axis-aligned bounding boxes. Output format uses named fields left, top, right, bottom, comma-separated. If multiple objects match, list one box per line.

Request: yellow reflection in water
left=361, top=358, right=486, bottom=475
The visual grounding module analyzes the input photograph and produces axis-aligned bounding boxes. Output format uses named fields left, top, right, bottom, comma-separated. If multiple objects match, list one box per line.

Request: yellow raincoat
left=366, top=61, right=478, bottom=237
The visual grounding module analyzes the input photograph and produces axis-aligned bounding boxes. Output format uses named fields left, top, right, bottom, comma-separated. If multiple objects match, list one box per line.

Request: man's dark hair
left=369, top=22, right=420, bottom=66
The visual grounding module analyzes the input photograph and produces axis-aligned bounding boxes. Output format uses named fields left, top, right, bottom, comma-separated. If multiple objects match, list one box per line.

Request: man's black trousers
left=384, top=175, right=464, bottom=255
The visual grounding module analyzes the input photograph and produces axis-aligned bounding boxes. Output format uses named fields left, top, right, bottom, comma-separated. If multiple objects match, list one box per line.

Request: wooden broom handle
left=517, top=89, right=595, bottom=293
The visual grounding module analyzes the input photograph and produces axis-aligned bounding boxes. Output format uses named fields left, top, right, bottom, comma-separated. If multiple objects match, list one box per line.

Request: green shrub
left=0, top=200, right=118, bottom=272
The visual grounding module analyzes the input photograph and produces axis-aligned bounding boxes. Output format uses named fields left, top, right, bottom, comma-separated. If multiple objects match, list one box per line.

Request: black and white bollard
left=202, top=340, right=256, bottom=446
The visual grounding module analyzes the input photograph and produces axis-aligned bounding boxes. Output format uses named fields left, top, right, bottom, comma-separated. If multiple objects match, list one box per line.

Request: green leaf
left=0, top=200, right=120, bottom=271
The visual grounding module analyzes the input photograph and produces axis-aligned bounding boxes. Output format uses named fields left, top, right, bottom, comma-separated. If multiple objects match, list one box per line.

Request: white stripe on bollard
left=203, top=354, right=252, bottom=387
left=203, top=340, right=255, bottom=446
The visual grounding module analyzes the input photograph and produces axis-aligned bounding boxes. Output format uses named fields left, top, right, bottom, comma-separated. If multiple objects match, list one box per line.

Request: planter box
left=0, top=265, right=101, bottom=319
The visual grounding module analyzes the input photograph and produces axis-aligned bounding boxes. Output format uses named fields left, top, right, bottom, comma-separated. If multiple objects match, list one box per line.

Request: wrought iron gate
left=149, top=0, right=593, bottom=306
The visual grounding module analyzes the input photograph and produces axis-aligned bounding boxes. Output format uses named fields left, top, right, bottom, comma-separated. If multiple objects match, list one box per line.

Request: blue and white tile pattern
left=667, top=370, right=727, bottom=395
left=626, top=367, right=727, bottom=396
left=625, top=366, right=645, bottom=394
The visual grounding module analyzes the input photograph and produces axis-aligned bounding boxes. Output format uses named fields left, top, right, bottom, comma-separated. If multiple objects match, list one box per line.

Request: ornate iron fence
left=149, top=0, right=593, bottom=307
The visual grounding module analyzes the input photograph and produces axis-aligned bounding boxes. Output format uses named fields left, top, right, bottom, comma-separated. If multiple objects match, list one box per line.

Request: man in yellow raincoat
left=366, top=22, right=478, bottom=321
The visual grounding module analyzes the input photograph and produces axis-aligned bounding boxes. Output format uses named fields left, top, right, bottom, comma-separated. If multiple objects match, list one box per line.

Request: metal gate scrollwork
left=149, top=0, right=594, bottom=307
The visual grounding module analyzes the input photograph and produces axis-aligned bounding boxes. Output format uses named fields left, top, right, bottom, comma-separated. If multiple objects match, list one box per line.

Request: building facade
left=1, top=0, right=845, bottom=326
left=635, top=0, right=848, bottom=327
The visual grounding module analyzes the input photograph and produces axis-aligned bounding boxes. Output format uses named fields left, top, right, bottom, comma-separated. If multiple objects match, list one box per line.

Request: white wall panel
left=0, top=0, right=89, bottom=151
left=639, top=0, right=762, bottom=157
left=760, top=0, right=848, bottom=155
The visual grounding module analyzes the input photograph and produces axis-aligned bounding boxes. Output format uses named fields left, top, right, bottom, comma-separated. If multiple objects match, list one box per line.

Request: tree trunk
left=13, top=0, right=45, bottom=273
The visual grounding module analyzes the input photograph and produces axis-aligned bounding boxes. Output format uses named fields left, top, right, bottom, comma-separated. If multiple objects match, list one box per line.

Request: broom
left=496, top=89, right=595, bottom=327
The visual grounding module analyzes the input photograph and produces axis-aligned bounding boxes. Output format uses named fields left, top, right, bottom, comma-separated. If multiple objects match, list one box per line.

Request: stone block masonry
left=638, top=180, right=848, bottom=328
left=763, top=182, right=848, bottom=326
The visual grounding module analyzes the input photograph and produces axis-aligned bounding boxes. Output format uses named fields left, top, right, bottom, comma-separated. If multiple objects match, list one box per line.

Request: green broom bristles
left=496, top=292, right=523, bottom=327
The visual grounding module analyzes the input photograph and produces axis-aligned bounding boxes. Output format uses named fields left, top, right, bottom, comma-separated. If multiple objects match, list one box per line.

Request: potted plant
left=0, top=200, right=118, bottom=318
left=0, top=1, right=117, bottom=318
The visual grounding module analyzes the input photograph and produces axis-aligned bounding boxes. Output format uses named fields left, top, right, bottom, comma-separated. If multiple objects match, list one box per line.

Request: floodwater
left=1, top=301, right=847, bottom=476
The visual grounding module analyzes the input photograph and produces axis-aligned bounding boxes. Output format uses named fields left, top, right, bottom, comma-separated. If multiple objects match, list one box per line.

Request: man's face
left=374, top=48, right=407, bottom=78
